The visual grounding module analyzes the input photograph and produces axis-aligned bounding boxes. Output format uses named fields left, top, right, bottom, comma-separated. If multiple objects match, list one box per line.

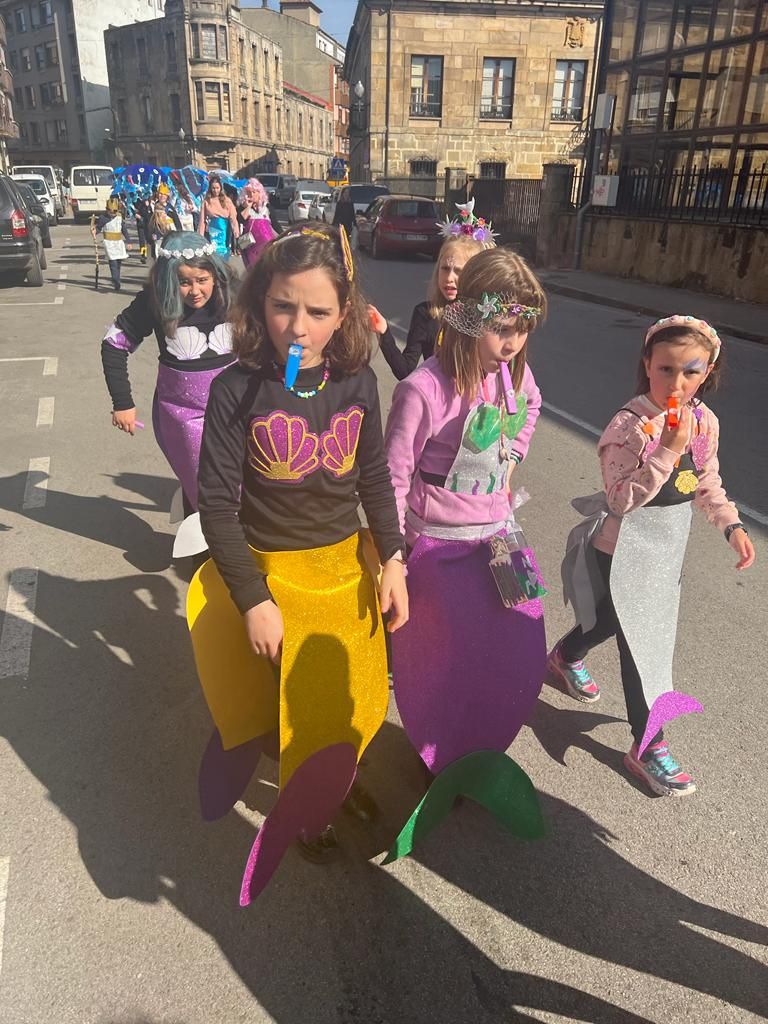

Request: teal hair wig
left=149, top=231, right=236, bottom=333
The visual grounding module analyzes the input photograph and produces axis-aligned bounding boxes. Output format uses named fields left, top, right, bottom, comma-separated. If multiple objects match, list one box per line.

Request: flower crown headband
left=644, top=315, right=721, bottom=363
left=158, top=241, right=216, bottom=259
left=442, top=290, right=543, bottom=338
left=273, top=224, right=355, bottom=282
left=437, top=198, right=498, bottom=244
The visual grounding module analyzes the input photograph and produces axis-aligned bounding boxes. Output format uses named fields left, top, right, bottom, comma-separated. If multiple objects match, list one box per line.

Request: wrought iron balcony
left=479, top=103, right=511, bottom=120
left=551, top=106, right=584, bottom=123
left=409, top=100, right=441, bottom=118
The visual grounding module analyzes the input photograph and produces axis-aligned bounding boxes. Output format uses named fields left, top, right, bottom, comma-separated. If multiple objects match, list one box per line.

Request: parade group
left=94, top=171, right=755, bottom=906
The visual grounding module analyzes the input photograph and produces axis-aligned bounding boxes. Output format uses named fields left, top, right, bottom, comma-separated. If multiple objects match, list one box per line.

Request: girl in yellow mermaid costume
left=189, top=224, right=408, bottom=904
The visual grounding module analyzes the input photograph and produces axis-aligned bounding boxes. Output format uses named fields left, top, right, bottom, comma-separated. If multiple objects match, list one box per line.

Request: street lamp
left=178, top=126, right=192, bottom=165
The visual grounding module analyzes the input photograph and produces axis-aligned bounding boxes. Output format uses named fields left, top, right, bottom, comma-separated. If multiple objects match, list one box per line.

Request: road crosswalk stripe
left=0, top=569, right=38, bottom=679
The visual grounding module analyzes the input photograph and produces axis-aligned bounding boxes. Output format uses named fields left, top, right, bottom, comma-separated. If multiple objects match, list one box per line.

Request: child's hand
left=379, top=558, right=409, bottom=633
left=728, top=527, right=755, bottom=570
left=368, top=305, right=388, bottom=335
left=244, top=599, right=284, bottom=664
left=112, top=408, right=138, bottom=435
left=659, top=403, right=692, bottom=454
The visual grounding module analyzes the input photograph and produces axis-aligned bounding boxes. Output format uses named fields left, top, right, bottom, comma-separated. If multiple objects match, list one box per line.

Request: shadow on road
left=1, top=568, right=765, bottom=1022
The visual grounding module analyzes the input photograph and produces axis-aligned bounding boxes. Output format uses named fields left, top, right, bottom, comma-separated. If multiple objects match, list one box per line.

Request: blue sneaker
left=625, top=741, right=696, bottom=797
left=547, top=642, right=601, bottom=703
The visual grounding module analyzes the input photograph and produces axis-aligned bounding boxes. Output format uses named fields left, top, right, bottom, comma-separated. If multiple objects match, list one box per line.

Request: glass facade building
left=602, top=0, right=768, bottom=221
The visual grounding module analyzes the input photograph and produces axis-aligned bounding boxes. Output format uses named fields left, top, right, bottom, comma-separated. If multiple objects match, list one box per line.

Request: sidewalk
left=538, top=269, right=767, bottom=344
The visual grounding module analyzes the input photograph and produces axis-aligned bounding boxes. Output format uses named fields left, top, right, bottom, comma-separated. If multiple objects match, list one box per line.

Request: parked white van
left=11, top=173, right=57, bottom=222
left=11, top=164, right=64, bottom=219
left=68, top=165, right=114, bottom=223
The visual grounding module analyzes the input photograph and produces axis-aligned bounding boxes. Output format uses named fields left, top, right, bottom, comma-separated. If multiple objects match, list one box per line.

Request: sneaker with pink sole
left=624, top=741, right=696, bottom=797
left=547, top=642, right=601, bottom=703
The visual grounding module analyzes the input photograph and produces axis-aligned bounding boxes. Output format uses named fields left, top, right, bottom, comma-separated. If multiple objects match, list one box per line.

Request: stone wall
left=549, top=213, right=768, bottom=304
left=350, top=0, right=600, bottom=180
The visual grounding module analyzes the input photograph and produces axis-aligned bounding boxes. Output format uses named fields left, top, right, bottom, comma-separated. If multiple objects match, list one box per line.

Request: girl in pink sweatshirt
left=384, top=248, right=548, bottom=850
left=555, top=315, right=755, bottom=797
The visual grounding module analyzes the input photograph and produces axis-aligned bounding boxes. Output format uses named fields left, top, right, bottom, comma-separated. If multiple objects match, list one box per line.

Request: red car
left=356, top=194, right=442, bottom=259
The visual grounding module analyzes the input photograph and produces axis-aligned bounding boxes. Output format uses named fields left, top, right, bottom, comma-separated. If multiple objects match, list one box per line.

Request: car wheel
left=371, top=230, right=381, bottom=259
left=43, top=232, right=52, bottom=249
left=39, top=245, right=47, bottom=270
left=26, top=251, right=44, bottom=287
left=52, top=213, right=59, bottom=226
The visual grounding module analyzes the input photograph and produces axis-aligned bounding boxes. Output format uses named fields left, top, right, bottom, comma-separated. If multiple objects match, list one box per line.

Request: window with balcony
left=25, top=83, right=36, bottom=107
left=40, top=1, right=53, bottom=25
left=552, top=59, right=587, bottom=122
left=34, top=45, right=45, bottom=70
left=479, top=161, right=506, bottom=179
left=45, top=42, right=58, bottom=67
left=410, top=55, right=443, bottom=117
left=14, top=9, right=27, bottom=34
left=20, top=47, right=31, bottom=71
left=480, top=58, right=515, bottom=119
left=55, top=118, right=66, bottom=140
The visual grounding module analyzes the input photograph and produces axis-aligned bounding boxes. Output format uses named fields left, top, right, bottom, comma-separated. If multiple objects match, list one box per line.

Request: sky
left=244, top=0, right=359, bottom=47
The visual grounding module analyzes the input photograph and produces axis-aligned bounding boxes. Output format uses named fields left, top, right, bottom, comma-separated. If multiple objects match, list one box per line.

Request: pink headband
left=644, top=315, right=721, bottom=363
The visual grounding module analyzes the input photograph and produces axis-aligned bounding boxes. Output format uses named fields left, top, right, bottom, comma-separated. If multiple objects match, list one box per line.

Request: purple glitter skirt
left=152, top=362, right=234, bottom=509
left=392, top=533, right=547, bottom=774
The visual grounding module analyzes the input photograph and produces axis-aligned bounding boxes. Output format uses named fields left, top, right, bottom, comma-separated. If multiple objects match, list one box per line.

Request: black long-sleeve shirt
left=100, top=287, right=234, bottom=411
left=332, top=199, right=356, bottom=234
left=198, top=360, right=405, bottom=613
left=378, top=301, right=441, bottom=380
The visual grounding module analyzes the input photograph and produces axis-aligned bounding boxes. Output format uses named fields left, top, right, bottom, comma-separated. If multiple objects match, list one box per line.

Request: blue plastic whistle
left=284, top=343, right=303, bottom=390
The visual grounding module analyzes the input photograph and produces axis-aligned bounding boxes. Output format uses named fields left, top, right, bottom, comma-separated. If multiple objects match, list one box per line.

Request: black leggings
left=560, top=549, right=661, bottom=748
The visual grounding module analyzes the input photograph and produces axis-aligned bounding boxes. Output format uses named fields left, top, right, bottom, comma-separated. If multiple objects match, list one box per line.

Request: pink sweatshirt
left=594, top=394, right=739, bottom=555
left=385, top=356, right=541, bottom=544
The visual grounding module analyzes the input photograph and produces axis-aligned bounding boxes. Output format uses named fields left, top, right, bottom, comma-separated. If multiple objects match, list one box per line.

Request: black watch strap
left=725, top=522, right=748, bottom=541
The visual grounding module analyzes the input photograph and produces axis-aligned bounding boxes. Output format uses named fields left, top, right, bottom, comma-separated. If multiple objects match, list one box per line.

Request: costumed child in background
left=555, top=315, right=755, bottom=797
left=383, top=247, right=547, bottom=857
left=149, top=183, right=182, bottom=259
left=236, top=177, right=279, bottom=270
left=190, top=223, right=408, bottom=903
left=200, top=173, right=240, bottom=260
left=91, top=197, right=131, bottom=293
left=100, top=231, right=237, bottom=552
left=371, top=200, right=497, bottom=380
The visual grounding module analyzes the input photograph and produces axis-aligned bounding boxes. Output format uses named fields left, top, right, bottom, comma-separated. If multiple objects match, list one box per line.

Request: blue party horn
left=284, top=343, right=302, bottom=390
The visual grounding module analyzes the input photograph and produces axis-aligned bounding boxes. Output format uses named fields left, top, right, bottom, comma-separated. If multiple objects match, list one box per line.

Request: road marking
left=542, top=400, right=768, bottom=528
left=22, top=457, right=50, bottom=510
left=0, top=568, right=38, bottom=678
left=0, top=357, right=58, bottom=375
left=58, top=272, right=67, bottom=279
left=0, top=298, right=64, bottom=307
left=0, top=857, right=8, bottom=979
left=57, top=283, right=66, bottom=291
left=36, top=397, right=54, bottom=427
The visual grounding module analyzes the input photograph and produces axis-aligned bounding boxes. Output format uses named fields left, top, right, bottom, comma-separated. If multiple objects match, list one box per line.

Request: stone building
left=344, top=0, right=604, bottom=183
left=105, top=0, right=333, bottom=177
left=1, top=0, right=165, bottom=170
left=241, top=0, right=349, bottom=167
left=0, top=11, right=18, bottom=171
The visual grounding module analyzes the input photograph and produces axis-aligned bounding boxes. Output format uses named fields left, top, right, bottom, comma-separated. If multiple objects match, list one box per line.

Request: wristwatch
left=724, top=522, right=748, bottom=542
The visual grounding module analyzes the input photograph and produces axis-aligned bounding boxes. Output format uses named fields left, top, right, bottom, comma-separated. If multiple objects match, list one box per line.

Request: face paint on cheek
left=684, top=358, right=708, bottom=373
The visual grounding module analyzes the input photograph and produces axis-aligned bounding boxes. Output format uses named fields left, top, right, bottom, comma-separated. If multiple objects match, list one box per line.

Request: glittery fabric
left=392, top=534, right=546, bottom=773
left=198, top=728, right=271, bottom=822
left=383, top=750, right=545, bottom=864
left=240, top=744, right=357, bottom=906
left=610, top=503, right=693, bottom=709
left=153, top=362, right=233, bottom=508
left=186, top=533, right=388, bottom=783
left=247, top=406, right=364, bottom=484
left=104, top=323, right=138, bottom=353
left=637, top=691, right=704, bottom=758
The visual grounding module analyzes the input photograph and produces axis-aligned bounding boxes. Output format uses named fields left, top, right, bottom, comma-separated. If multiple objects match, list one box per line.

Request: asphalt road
left=0, top=223, right=766, bottom=1024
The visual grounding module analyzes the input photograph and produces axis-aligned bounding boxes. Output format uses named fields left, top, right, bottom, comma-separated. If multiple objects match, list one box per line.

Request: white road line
left=22, top=457, right=50, bottom=510
left=58, top=272, right=68, bottom=279
left=0, top=568, right=38, bottom=678
left=43, top=357, right=58, bottom=376
left=0, top=298, right=64, bottom=307
left=542, top=399, right=768, bottom=528
left=36, top=397, right=55, bottom=427
left=0, top=857, right=8, bottom=979
left=57, top=283, right=66, bottom=291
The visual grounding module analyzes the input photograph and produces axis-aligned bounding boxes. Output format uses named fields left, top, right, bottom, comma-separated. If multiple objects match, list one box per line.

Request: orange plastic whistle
left=667, top=397, right=680, bottom=428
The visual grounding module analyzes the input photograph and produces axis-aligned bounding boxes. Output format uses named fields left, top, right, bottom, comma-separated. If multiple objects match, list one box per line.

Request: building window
left=410, top=56, right=443, bottom=117
left=298, top=110, right=303, bottom=141
left=639, top=0, right=674, bottom=55
left=117, top=98, right=128, bottom=129
left=19, top=121, right=27, bottom=139
left=14, top=8, right=27, bottom=33
left=276, top=104, right=281, bottom=138
left=9, top=51, right=18, bottom=71
left=266, top=103, right=271, bottom=136
left=264, top=48, right=270, bottom=88
left=627, top=70, right=664, bottom=131
left=35, top=45, right=45, bottom=70
left=170, top=92, right=181, bottom=130
left=14, top=86, right=23, bottom=110
left=285, top=107, right=291, bottom=140
left=40, top=1, right=53, bottom=25
left=479, top=161, right=506, bottom=179
left=143, top=94, right=152, bottom=127
left=195, top=80, right=204, bottom=119
left=218, top=26, right=228, bottom=60
left=222, top=82, right=231, bottom=121
left=20, top=47, right=31, bottom=71
left=410, top=158, right=437, bottom=177
left=480, top=58, right=515, bottom=119
left=78, top=113, right=86, bottom=138
left=45, top=42, right=58, bottom=67
left=166, top=32, right=177, bottom=68
left=25, top=84, right=36, bottom=108
left=274, top=54, right=279, bottom=86
left=552, top=60, right=587, bottom=122
left=201, top=25, right=217, bottom=60
left=137, top=38, right=148, bottom=75
left=72, top=75, right=81, bottom=99
left=30, top=121, right=40, bottom=143
left=254, top=99, right=260, bottom=134
left=309, top=114, right=314, bottom=143
left=55, top=118, right=67, bottom=140
left=241, top=95, right=248, bottom=131
left=205, top=81, right=220, bottom=119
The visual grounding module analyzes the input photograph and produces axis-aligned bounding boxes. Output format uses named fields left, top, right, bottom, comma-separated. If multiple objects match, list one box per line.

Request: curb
left=542, top=282, right=767, bottom=346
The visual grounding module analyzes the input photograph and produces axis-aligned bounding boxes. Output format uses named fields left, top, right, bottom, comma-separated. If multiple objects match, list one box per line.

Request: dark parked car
left=0, top=174, right=46, bottom=286
left=356, top=194, right=442, bottom=259
left=14, top=181, right=52, bottom=249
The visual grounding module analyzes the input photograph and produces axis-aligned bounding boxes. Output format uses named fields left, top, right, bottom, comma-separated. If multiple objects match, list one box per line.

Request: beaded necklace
left=281, top=358, right=331, bottom=399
